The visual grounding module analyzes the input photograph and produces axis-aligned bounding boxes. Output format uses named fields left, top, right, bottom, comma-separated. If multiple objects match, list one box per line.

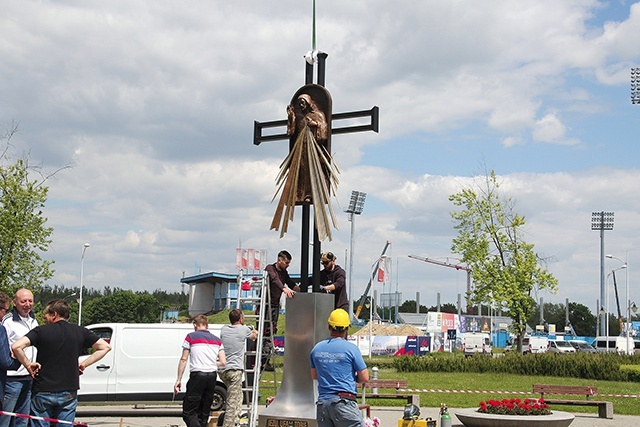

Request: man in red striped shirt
left=174, top=315, right=226, bottom=427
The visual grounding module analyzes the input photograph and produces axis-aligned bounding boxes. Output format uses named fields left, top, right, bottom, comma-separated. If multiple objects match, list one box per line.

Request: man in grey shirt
left=219, top=309, right=258, bottom=427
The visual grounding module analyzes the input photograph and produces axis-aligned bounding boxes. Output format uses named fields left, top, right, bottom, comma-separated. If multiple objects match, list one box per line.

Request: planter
left=454, top=408, right=575, bottom=427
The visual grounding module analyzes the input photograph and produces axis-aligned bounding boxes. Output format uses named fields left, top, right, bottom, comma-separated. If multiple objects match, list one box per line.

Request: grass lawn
left=364, top=368, right=640, bottom=416
left=264, top=357, right=640, bottom=416
left=206, top=311, right=640, bottom=416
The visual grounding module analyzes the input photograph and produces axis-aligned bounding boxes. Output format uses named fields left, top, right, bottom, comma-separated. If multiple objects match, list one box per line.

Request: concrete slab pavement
left=74, top=405, right=640, bottom=427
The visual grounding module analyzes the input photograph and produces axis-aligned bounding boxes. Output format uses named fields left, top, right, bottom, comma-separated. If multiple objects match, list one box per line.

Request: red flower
left=477, top=398, right=551, bottom=416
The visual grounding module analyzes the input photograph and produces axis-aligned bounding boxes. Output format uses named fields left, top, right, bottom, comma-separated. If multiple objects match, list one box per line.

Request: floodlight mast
left=345, top=190, right=366, bottom=321
left=591, top=211, right=614, bottom=336
left=632, top=68, right=639, bottom=105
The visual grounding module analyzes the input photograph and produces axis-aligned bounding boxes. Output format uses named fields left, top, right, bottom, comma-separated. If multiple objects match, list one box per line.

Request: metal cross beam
left=254, top=52, right=379, bottom=292
left=254, top=107, right=379, bottom=146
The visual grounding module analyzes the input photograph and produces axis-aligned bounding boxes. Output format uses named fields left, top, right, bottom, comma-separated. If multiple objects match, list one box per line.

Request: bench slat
left=533, top=384, right=612, bottom=419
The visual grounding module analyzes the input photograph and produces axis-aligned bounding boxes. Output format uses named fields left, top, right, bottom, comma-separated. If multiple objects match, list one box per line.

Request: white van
left=461, top=332, right=492, bottom=356
left=592, top=336, right=638, bottom=355
left=78, top=323, right=228, bottom=410
left=523, top=335, right=548, bottom=354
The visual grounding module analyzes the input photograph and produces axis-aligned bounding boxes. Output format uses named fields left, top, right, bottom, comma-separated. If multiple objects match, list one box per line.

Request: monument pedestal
left=258, top=293, right=333, bottom=427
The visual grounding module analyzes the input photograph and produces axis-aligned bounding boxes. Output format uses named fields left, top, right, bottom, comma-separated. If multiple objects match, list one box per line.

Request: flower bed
left=478, top=398, right=551, bottom=416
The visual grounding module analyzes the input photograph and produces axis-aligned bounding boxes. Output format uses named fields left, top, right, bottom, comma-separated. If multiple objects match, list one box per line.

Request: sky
left=1, top=1, right=640, bottom=318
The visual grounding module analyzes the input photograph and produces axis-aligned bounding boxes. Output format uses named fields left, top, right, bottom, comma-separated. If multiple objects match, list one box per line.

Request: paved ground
left=74, top=404, right=640, bottom=427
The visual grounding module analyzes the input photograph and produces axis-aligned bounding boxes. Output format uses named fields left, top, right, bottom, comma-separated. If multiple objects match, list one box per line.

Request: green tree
left=81, top=290, right=162, bottom=325
left=568, top=302, right=597, bottom=336
left=449, top=170, right=558, bottom=352
left=425, top=303, right=458, bottom=314
left=0, top=125, right=58, bottom=295
left=398, top=300, right=429, bottom=313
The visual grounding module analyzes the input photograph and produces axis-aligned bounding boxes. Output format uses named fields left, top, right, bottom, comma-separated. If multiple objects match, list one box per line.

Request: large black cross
left=254, top=52, right=379, bottom=292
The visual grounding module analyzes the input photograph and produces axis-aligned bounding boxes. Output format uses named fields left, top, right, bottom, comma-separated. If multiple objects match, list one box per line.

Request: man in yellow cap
left=310, top=309, right=369, bottom=427
left=319, top=251, right=349, bottom=311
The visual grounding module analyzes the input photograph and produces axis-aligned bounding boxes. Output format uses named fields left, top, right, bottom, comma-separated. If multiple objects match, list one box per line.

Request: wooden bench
left=533, top=384, right=613, bottom=419
left=359, top=379, right=420, bottom=407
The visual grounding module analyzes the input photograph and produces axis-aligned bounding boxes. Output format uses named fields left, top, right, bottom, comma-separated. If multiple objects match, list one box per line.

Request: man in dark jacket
left=260, top=250, right=299, bottom=371
left=319, top=251, right=349, bottom=311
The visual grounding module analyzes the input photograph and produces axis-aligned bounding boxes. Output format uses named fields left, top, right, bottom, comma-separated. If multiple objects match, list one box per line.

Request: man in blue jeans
left=1, top=289, right=38, bottom=427
left=12, top=300, right=111, bottom=427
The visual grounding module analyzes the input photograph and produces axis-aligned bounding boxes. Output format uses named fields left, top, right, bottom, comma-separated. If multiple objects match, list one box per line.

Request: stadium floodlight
left=592, top=212, right=614, bottom=336
left=632, top=68, right=640, bottom=105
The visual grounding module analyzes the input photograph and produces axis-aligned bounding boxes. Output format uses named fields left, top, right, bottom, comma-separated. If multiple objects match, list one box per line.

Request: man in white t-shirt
left=1, top=289, right=38, bottom=427
left=174, top=315, right=226, bottom=427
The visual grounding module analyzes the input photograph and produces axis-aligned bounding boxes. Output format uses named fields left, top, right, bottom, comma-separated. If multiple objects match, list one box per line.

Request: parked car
left=548, top=339, right=576, bottom=354
left=568, top=340, right=597, bottom=354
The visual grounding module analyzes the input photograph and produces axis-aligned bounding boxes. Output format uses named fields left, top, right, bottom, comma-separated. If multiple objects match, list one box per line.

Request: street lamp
left=345, top=190, right=366, bottom=322
left=607, top=253, right=631, bottom=354
left=63, top=292, right=77, bottom=301
left=78, top=243, right=90, bottom=325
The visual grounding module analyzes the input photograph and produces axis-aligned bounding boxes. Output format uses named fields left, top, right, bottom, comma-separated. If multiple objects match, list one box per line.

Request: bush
left=392, top=352, right=640, bottom=382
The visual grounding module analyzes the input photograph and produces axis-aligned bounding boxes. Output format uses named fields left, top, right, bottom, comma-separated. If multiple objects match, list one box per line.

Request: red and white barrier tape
left=259, top=380, right=640, bottom=399
left=0, top=410, right=88, bottom=426
left=401, top=388, right=640, bottom=399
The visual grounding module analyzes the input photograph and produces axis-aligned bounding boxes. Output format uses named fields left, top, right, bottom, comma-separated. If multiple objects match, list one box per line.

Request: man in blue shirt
left=310, top=309, right=369, bottom=427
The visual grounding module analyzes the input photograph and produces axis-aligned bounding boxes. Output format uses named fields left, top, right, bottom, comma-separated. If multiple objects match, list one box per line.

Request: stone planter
left=454, top=408, right=575, bottom=427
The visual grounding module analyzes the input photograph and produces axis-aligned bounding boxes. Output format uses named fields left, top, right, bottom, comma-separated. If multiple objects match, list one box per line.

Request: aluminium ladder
left=236, top=272, right=277, bottom=427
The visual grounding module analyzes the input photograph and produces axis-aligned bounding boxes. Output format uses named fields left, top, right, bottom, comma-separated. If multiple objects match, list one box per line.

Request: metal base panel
left=258, top=293, right=333, bottom=427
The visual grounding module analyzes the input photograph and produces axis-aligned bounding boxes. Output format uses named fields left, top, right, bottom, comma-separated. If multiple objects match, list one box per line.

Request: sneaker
left=262, top=363, right=274, bottom=372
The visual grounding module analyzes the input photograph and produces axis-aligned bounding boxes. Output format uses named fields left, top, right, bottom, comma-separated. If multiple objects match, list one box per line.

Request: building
left=180, top=271, right=309, bottom=317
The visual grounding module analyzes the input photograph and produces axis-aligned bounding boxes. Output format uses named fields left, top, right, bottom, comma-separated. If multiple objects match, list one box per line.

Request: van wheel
left=211, top=384, right=227, bottom=412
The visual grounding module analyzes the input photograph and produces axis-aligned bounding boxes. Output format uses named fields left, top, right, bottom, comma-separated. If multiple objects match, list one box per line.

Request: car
left=568, top=340, right=597, bottom=354
left=548, top=339, right=576, bottom=354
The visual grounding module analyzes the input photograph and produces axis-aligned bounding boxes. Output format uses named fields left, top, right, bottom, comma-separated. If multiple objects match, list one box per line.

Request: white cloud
left=1, top=1, right=639, bottom=314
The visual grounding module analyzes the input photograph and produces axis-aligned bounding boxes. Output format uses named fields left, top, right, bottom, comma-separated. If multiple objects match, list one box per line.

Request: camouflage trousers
left=219, top=369, right=244, bottom=427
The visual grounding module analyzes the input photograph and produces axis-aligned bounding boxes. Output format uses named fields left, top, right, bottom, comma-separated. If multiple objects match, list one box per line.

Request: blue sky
left=1, top=1, right=639, bottom=319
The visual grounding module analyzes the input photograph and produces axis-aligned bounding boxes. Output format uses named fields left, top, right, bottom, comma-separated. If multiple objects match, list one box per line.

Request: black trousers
left=182, top=371, right=218, bottom=427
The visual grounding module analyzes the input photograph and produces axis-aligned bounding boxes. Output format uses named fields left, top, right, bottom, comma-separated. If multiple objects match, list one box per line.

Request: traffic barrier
left=0, top=410, right=88, bottom=426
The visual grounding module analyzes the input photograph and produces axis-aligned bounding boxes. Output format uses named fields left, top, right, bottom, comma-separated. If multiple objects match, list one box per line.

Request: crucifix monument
left=254, top=52, right=379, bottom=292
left=252, top=5, right=379, bottom=427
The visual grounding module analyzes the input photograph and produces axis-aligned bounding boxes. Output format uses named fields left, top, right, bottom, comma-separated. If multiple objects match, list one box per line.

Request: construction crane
left=408, top=254, right=472, bottom=313
left=611, top=269, right=624, bottom=333
left=354, top=241, right=391, bottom=319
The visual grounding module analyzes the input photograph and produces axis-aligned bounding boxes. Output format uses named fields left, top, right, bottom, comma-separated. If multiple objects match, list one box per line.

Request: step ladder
left=236, top=271, right=278, bottom=427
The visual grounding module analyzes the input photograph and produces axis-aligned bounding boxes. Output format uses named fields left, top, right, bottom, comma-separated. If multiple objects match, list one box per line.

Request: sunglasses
left=321, top=260, right=330, bottom=265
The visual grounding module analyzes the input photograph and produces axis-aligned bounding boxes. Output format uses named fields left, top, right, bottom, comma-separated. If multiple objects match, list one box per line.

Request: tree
left=0, top=124, right=56, bottom=294
left=82, top=290, right=162, bottom=325
left=449, top=170, right=558, bottom=352
left=398, top=300, right=428, bottom=313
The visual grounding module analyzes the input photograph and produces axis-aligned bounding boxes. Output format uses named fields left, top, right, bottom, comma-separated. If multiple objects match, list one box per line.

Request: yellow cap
left=328, top=308, right=350, bottom=328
